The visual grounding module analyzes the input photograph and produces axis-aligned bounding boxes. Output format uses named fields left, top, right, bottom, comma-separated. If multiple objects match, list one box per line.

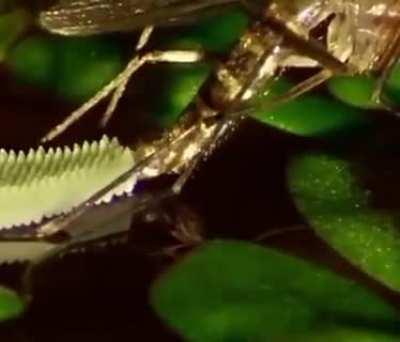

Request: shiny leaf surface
left=152, top=241, right=400, bottom=341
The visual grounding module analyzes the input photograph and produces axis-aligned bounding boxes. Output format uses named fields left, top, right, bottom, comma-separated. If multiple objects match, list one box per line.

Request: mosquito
left=7, top=0, right=400, bottom=246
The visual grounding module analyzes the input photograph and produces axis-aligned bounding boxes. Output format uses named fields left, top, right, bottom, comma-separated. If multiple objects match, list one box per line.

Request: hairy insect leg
left=135, top=26, right=154, bottom=51
left=268, top=68, right=333, bottom=106
left=235, top=68, right=333, bottom=117
left=41, top=25, right=153, bottom=142
left=172, top=116, right=237, bottom=195
left=99, top=26, right=156, bottom=127
left=41, top=48, right=204, bottom=142
left=102, top=48, right=207, bottom=128
left=265, top=16, right=350, bottom=76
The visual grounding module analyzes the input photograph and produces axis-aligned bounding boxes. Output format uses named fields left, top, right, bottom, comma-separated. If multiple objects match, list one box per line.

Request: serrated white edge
left=0, top=135, right=136, bottom=229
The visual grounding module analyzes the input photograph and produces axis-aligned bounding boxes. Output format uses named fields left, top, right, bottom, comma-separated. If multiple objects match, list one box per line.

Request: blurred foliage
left=152, top=63, right=212, bottom=127
left=0, top=8, right=29, bottom=61
left=328, top=64, right=400, bottom=110
left=289, top=153, right=400, bottom=291
left=385, top=64, right=400, bottom=105
left=8, top=35, right=123, bottom=102
left=164, top=6, right=249, bottom=53
left=328, top=76, right=383, bottom=110
left=152, top=241, right=400, bottom=341
left=0, top=286, right=25, bottom=322
left=253, top=78, right=372, bottom=139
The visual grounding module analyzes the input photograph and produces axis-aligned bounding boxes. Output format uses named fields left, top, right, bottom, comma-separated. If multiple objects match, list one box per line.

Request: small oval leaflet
left=152, top=241, right=400, bottom=341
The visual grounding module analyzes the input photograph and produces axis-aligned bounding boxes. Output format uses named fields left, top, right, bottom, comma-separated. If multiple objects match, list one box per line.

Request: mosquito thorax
left=207, top=19, right=284, bottom=112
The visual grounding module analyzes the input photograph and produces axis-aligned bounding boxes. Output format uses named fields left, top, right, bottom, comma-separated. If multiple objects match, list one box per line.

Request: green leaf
left=0, top=286, right=25, bottom=322
left=327, top=76, right=383, bottom=110
left=55, top=37, right=122, bottom=101
left=0, top=9, right=30, bottom=62
left=8, top=35, right=122, bottom=102
left=151, top=241, right=400, bottom=341
left=290, top=328, right=400, bottom=342
left=8, top=36, right=55, bottom=89
left=385, top=63, right=400, bottom=105
left=151, top=63, right=211, bottom=127
left=151, top=8, right=248, bottom=127
left=253, top=79, right=371, bottom=138
left=288, top=153, right=400, bottom=291
left=328, top=63, right=400, bottom=109
left=177, top=7, right=249, bottom=53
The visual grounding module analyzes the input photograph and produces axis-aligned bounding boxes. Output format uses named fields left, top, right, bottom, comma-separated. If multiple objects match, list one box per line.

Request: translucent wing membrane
left=39, top=0, right=239, bottom=35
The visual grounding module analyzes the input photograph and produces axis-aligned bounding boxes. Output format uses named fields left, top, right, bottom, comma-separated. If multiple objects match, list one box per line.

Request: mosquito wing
left=39, top=0, right=239, bottom=36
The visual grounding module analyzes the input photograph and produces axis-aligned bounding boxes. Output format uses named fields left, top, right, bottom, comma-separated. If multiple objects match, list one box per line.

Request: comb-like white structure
left=0, top=136, right=136, bottom=229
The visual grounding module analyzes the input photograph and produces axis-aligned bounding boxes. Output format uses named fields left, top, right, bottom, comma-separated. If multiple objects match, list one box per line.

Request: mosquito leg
left=99, top=26, right=156, bottom=127
left=41, top=54, right=144, bottom=142
left=265, top=16, right=350, bottom=76
left=135, top=25, right=154, bottom=51
left=235, top=68, right=333, bottom=117
left=99, top=72, right=131, bottom=127
left=41, top=48, right=204, bottom=142
left=372, top=30, right=400, bottom=107
left=269, top=68, right=333, bottom=105
left=171, top=116, right=236, bottom=195
left=255, top=225, right=309, bottom=242
left=42, top=25, right=153, bottom=142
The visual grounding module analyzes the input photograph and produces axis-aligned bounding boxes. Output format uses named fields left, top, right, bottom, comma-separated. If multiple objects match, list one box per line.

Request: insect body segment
left=264, top=0, right=400, bottom=74
left=325, top=1, right=400, bottom=73
left=237, top=0, right=400, bottom=109
left=209, top=0, right=339, bottom=110
left=14, top=0, right=400, bottom=247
